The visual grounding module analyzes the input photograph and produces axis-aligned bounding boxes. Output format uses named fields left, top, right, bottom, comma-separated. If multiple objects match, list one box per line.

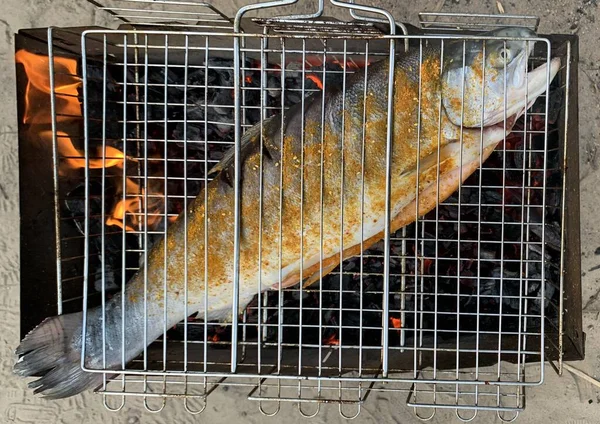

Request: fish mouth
left=482, top=57, right=561, bottom=128
left=487, top=87, right=543, bottom=133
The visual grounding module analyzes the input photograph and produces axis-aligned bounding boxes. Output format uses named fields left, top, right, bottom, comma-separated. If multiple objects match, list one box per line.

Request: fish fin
left=208, top=115, right=277, bottom=176
left=302, top=263, right=340, bottom=288
left=14, top=313, right=103, bottom=399
left=218, top=165, right=235, bottom=188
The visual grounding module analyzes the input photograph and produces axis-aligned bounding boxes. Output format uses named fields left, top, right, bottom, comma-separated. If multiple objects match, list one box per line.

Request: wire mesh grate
left=34, top=5, right=574, bottom=420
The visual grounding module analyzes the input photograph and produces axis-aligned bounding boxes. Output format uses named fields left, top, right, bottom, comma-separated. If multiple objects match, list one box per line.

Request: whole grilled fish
left=15, top=27, right=560, bottom=398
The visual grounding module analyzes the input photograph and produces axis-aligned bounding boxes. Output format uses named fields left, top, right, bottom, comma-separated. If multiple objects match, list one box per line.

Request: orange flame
left=106, top=198, right=138, bottom=232
left=390, top=317, right=402, bottom=329
left=107, top=178, right=165, bottom=232
left=15, top=50, right=81, bottom=124
left=17, top=49, right=174, bottom=233
left=39, top=130, right=127, bottom=174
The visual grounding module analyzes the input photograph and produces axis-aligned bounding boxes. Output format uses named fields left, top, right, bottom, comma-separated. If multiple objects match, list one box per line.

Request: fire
left=323, top=333, right=339, bottom=346
left=39, top=130, right=128, bottom=173
left=15, top=50, right=81, bottom=124
left=17, top=48, right=174, bottom=234
left=107, top=178, right=166, bottom=232
left=390, top=317, right=402, bottom=329
left=106, top=198, right=138, bottom=232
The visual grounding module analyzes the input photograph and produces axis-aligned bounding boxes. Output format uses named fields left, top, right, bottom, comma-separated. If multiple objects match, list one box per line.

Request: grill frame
left=14, top=4, right=582, bottom=420
left=77, top=28, right=560, bottom=415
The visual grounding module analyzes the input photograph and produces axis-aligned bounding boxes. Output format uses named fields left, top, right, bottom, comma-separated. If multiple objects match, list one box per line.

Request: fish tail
left=14, top=312, right=103, bottom=399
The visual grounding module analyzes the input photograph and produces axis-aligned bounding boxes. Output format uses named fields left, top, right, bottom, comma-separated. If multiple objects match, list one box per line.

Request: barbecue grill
left=15, top=0, right=582, bottom=420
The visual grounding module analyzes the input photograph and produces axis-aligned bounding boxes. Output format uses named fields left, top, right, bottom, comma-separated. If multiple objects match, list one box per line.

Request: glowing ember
left=323, top=333, right=339, bottom=346
left=306, top=74, right=323, bottom=90
left=390, top=317, right=402, bottom=329
left=331, top=59, right=369, bottom=69
left=422, top=258, right=433, bottom=275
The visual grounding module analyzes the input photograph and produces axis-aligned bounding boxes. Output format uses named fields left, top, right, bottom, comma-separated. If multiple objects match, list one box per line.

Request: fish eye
left=498, top=47, right=513, bottom=63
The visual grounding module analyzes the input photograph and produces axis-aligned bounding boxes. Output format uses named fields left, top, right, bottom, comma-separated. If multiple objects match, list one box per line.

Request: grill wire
left=41, top=3, right=573, bottom=420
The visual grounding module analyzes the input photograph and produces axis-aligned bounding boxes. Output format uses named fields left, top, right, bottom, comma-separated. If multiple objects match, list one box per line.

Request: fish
left=15, top=27, right=560, bottom=398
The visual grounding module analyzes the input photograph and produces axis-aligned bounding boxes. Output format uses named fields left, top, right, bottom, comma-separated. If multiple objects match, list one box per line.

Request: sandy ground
left=1, top=0, right=599, bottom=423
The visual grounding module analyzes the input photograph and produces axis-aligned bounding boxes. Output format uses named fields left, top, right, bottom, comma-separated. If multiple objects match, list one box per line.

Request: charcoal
left=64, top=182, right=105, bottom=235
left=177, top=68, right=210, bottom=90
left=460, top=187, right=479, bottom=205
left=546, top=188, right=562, bottom=208
left=167, top=321, right=215, bottom=342
left=546, top=88, right=564, bottom=125
left=84, top=64, right=123, bottom=140
left=530, top=221, right=562, bottom=251
left=284, top=90, right=302, bottom=106
left=528, top=260, right=543, bottom=279
left=528, top=245, right=542, bottom=261
left=545, top=168, right=562, bottom=189
left=146, top=66, right=182, bottom=85
left=172, top=122, right=204, bottom=143
left=481, top=190, right=502, bottom=204
left=480, top=247, right=498, bottom=260
left=482, top=268, right=522, bottom=311
left=543, top=282, right=556, bottom=309
left=85, top=62, right=120, bottom=93
left=265, top=75, right=282, bottom=100
left=65, top=182, right=142, bottom=293
left=479, top=275, right=499, bottom=297
left=528, top=243, right=553, bottom=261
left=91, top=236, right=122, bottom=293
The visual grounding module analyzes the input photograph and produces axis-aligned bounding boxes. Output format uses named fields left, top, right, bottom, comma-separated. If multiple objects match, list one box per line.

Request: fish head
left=411, top=28, right=561, bottom=212
left=441, top=27, right=560, bottom=135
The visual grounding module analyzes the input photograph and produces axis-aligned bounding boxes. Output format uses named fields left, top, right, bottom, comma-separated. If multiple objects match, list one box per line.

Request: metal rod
left=101, top=32, right=108, bottom=391
left=380, top=36, right=396, bottom=379
left=183, top=35, right=190, bottom=373
left=557, top=40, right=571, bottom=375
left=47, top=28, right=63, bottom=317
left=203, top=35, right=210, bottom=374
left=162, top=33, right=170, bottom=379
left=230, top=32, right=242, bottom=373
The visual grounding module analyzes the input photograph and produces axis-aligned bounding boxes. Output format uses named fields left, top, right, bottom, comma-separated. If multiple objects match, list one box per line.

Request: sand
left=1, top=0, right=599, bottom=422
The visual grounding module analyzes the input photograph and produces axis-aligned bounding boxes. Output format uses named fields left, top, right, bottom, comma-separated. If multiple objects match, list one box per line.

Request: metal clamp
left=234, top=0, right=408, bottom=40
